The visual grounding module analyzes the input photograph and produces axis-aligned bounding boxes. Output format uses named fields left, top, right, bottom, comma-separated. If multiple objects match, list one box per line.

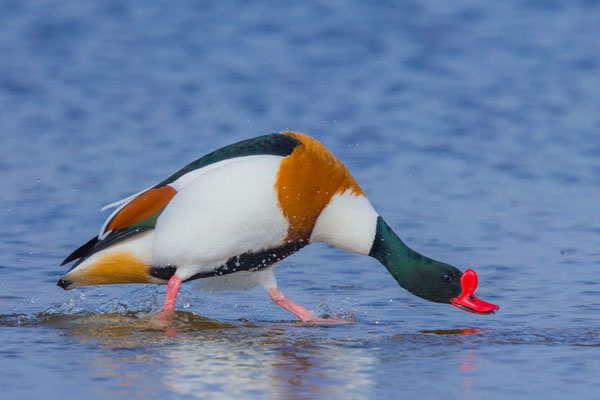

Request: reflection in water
left=162, top=327, right=373, bottom=399
left=6, top=311, right=374, bottom=399
left=420, top=327, right=485, bottom=336
left=3, top=312, right=598, bottom=399
left=419, top=327, right=484, bottom=400
left=459, top=350, right=479, bottom=400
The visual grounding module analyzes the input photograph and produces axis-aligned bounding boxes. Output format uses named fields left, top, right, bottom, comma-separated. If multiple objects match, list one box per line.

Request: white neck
left=309, top=190, right=378, bottom=255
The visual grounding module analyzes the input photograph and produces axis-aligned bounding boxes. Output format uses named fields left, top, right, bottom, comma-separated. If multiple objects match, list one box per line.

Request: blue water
left=1, top=1, right=599, bottom=399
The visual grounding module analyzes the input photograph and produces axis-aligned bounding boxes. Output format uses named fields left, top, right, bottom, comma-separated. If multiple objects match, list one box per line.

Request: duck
left=58, top=131, right=498, bottom=322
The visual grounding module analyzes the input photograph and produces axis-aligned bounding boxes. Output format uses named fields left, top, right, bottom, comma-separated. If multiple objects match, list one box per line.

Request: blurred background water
left=1, top=0, right=599, bottom=399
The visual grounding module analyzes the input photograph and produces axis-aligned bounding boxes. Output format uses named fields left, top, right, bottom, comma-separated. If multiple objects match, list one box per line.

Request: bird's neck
left=369, top=217, right=450, bottom=301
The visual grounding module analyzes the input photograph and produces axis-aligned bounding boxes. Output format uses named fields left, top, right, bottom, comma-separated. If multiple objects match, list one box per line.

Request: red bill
left=451, top=269, right=499, bottom=315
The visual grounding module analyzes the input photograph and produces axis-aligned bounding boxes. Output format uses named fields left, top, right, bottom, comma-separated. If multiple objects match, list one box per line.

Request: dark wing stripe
left=185, top=241, right=307, bottom=281
left=64, top=227, right=153, bottom=271
left=147, top=241, right=308, bottom=282
left=155, top=133, right=301, bottom=188
left=64, top=206, right=166, bottom=269
left=61, top=236, right=99, bottom=266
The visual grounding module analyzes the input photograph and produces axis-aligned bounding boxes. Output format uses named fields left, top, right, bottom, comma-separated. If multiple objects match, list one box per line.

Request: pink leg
left=161, top=274, right=182, bottom=316
left=268, top=288, right=352, bottom=324
left=268, top=287, right=316, bottom=322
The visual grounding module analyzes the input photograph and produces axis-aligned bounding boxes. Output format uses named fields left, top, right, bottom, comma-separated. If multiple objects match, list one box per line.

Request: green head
left=369, top=217, right=498, bottom=314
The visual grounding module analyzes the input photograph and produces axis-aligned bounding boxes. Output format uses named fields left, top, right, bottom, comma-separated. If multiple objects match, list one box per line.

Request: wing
left=61, top=133, right=301, bottom=268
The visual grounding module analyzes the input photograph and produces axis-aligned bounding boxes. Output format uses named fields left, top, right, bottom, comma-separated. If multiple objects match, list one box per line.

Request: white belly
left=152, top=155, right=289, bottom=280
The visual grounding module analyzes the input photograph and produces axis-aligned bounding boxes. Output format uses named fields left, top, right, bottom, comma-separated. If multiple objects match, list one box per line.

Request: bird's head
left=370, top=217, right=499, bottom=314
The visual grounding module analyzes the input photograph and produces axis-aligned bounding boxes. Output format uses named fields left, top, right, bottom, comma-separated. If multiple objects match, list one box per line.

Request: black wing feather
left=61, top=236, right=99, bottom=266
left=62, top=227, right=152, bottom=271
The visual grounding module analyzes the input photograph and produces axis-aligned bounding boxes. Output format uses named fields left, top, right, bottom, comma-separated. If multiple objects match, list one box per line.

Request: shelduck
left=59, top=132, right=498, bottom=322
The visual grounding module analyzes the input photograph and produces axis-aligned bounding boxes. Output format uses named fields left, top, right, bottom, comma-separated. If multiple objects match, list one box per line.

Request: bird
left=58, top=131, right=498, bottom=322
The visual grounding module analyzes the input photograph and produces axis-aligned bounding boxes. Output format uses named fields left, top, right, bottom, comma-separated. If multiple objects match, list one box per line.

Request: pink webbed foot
left=268, top=288, right=353, bottom=325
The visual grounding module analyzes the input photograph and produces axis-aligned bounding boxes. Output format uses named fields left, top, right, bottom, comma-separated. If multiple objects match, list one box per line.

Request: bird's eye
left=442, top=273, right=452, bottom=282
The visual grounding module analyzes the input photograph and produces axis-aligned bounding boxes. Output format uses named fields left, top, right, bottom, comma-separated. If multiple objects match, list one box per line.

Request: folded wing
left=61, top=133, right=302, bottom=269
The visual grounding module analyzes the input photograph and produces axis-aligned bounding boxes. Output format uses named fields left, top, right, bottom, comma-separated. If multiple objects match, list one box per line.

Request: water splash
left=0, top=285, right=246, bottom=333
left=314, top=298, right=357, bottom=322
left=44, top=286, right=164, bottom=316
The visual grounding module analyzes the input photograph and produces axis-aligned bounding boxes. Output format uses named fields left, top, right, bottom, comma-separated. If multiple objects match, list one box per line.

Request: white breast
left=151, top=155, right=289, bottom=279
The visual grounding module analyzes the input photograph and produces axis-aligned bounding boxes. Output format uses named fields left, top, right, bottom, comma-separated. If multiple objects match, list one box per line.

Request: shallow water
left=1, top=1, right=599, bottom=399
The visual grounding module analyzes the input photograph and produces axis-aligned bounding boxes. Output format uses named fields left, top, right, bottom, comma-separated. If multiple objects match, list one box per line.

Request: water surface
left=1, top=1, right=599, bottom=399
